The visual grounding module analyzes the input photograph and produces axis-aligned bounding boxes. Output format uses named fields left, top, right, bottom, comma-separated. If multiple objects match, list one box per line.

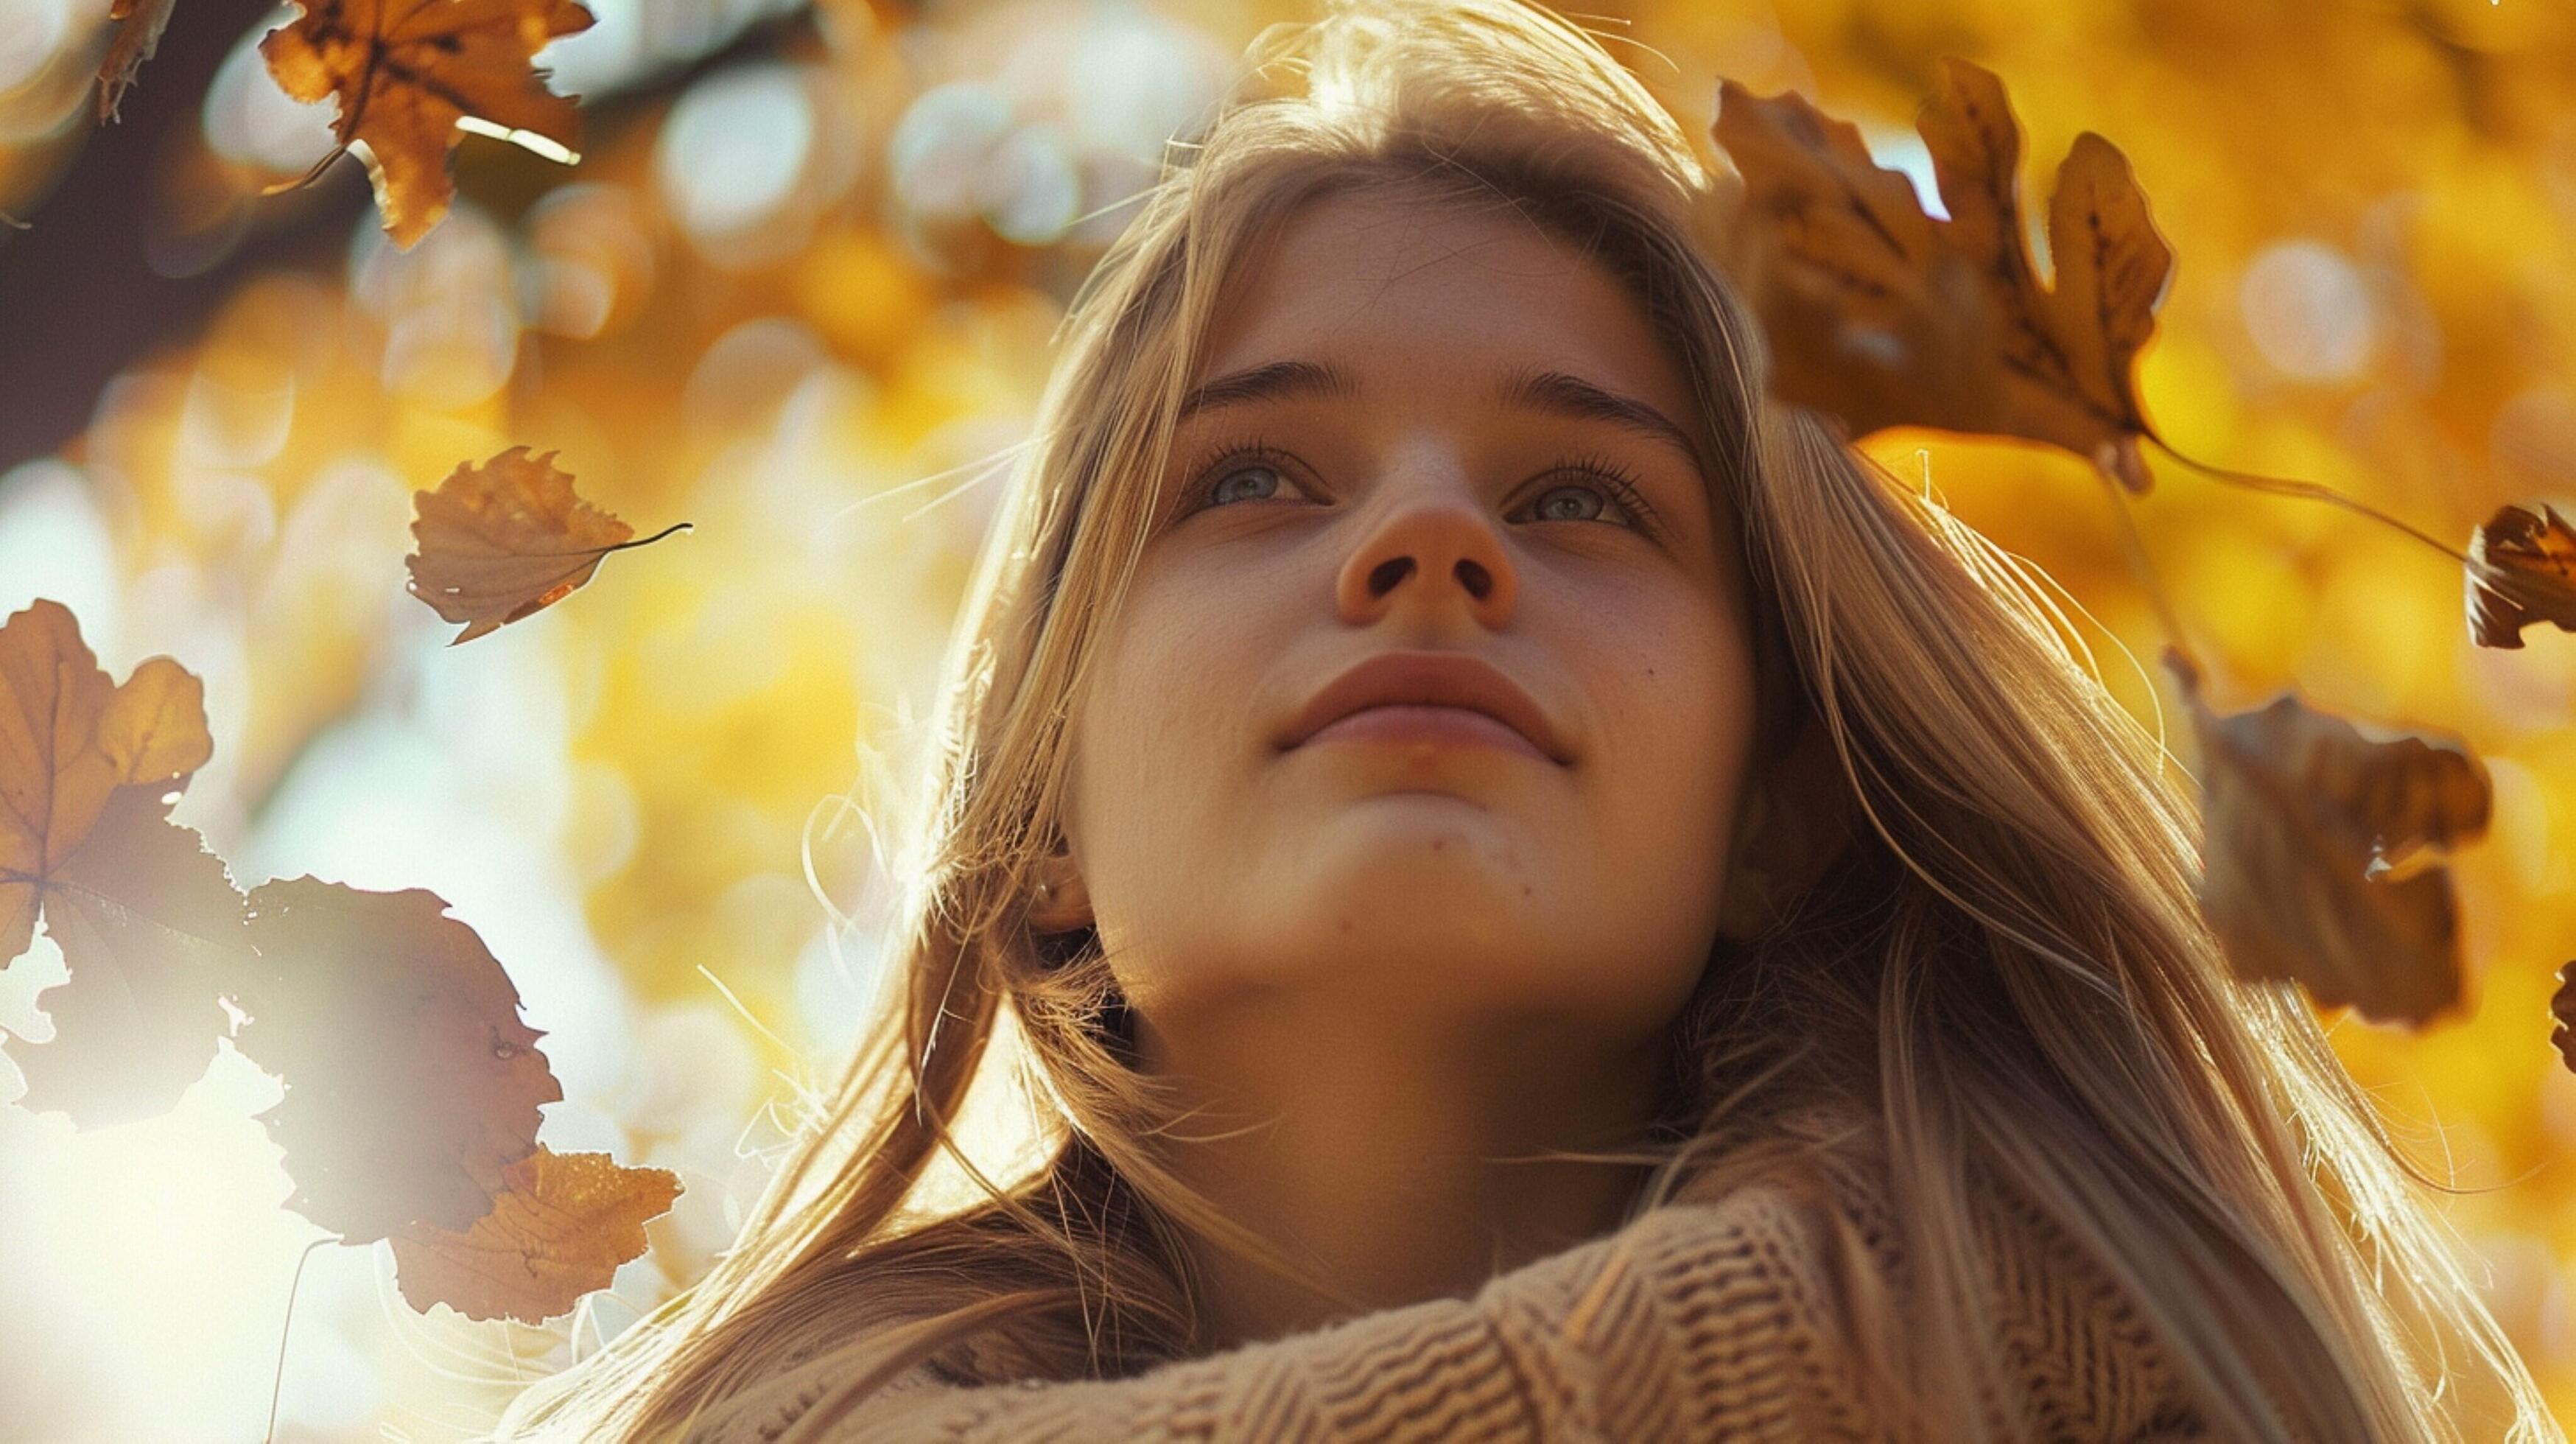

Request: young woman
left=498, top=0, right=2556, bottom=1437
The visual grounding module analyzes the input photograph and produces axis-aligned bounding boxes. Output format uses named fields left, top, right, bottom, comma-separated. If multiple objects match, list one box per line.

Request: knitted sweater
left=701, top=1124, right=2212, bottom=1442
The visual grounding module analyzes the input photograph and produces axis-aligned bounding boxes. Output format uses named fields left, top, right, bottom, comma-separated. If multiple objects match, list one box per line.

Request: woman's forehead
left=1187, top=183, right=1715, bottom=458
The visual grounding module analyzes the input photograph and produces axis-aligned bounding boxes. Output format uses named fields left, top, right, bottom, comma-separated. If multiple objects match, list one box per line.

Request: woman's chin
left=1281, top=825, right=1560, bottom=935
left=1302, top=793, right=1546, bottom=869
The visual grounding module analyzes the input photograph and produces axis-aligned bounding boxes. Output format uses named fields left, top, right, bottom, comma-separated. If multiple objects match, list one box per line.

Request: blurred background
left=3, top=0, right=2575, bottom=1435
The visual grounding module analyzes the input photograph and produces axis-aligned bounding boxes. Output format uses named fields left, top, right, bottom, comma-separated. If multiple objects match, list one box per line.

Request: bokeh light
left=657, top=61, right=822, bottom=260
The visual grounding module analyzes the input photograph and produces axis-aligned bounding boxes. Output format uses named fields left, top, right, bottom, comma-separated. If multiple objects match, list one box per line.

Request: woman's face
left=1054, top=181, right=1762, bottom=1057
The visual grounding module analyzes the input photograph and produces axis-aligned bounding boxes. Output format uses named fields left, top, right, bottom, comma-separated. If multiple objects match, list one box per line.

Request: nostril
left=1367, top=556, right=1414, bottom=595
left=1457, top=558, right=1490, bottom=600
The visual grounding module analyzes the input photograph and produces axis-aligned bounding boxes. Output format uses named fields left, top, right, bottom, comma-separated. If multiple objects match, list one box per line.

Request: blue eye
left=1527, top=452, right=1660, bottom=533
left=1530, top=483, right=1612, bottom=523
left=1208, top=462, right=1287, bottom=506
left=1181, top=441, right=1306, bottom=514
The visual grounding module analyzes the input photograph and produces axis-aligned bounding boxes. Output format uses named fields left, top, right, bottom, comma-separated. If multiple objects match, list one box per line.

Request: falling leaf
left=390, top=1146, right=681, bottom=1322
left=258, top=0, right=597, bottom=249
left=2164, top=647, right=2488, bottom=1026
left=234, top=878, right=564, bottom=1244
left=2466, top=502, right=2576, bottom=649
left=1706, top=71, right=1997, bottom=445
left=2553, top=961, right=2576, bottom=1075
left=0, top=600, right=250, bottom=1128
left=406, top=446, right=687, bottom=645
left=0, top=598, right=210, bottom=939
left=12, top=788, right=253, bottom=1126
left=95, top=0, right=181, bottom=125
left=1711, top=57, right=2174, bottom=493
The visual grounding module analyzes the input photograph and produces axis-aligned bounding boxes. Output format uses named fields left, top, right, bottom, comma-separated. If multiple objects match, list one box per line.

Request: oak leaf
left=406, top=446, right=686, bottom=645
left=390, top=1146, right=681, bottom=1322
left=95, top=0, right=182, bottom=125
left=0, top=600, right=250, bottom=1127
left=1711, top=57, right=2173, bottom=492
left=234, top=878, right=563, bottom=1244
left=2465, top=502, right=2576, bottom=649
left=2164, top=647, right=2487, bottom=1026
left=259, top=0, right=596, bottom=249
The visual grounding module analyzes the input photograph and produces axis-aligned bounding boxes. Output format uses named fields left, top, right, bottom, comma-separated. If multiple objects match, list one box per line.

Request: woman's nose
left=1333, top=473, right=1520, bottom=628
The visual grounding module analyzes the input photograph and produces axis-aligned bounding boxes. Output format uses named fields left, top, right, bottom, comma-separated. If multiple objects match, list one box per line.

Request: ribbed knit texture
left=700, top=1122, right=2211, bottom=1442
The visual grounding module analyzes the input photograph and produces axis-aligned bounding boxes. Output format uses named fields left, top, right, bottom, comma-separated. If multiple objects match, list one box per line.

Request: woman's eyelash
left=1177, top=438, right=1663, bottom=532
left=1179, top=435, right=1294, bottom=511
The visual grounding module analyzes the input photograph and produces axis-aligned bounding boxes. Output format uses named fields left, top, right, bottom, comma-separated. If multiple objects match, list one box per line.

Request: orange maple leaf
left=2164, top=647, right=2488, bottom=1026
left=234, top=878, right=564, bottom=1243
left=390, top=1146, right=681, bottom=1322
left=405, top=446, right=687, bottom=645
left=0, top=600, right=250, bottom=1127
left=259, top=0, right=597, bottom=249
left=1710, top=57, right=2174, bottom=492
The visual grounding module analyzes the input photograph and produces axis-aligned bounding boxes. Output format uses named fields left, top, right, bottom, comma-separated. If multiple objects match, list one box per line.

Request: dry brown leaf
left=405, top=446, right=685, bottom=645
left=233, top=877, right=563, bottom=1244
left=390, top=1146, right=681, bottom=1322
left=1712, top=57, right=2173, bottom=492
left=95, top=0, right=182, bottom=125
left=259, top=0, right=596, bottom=249
left=2164, top=647, right=2488, bottom=1026
left=0, top=598, right=209, bottom=942
left=13, top=787, right=253, bottom=1126
left=2466, top=502, right=2576, bottom=649
left=1705, top=71, right=2000, bottom=446
left=2552, top=961, right=2576, bottom=1074
left=0, top=600, right=250, bottom=1127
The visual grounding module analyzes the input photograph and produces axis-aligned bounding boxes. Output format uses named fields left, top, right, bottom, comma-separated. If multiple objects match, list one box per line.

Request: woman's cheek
left=1086, top=589, right=1259, bottom=813
left=1620, top=606, right=1755, bottom=844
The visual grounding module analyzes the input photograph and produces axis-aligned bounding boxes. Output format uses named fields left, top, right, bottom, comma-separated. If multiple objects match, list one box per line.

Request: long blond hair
left=495, top=0, right=2555, bottom=1437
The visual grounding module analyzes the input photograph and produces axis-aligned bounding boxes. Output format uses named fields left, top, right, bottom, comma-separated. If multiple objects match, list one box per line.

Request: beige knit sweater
left=701, top=1124, right=2212, bottom=1442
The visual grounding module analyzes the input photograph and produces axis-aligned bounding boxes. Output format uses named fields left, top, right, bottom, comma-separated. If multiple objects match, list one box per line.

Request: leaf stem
left=2146, top=435, right=2481, bottom=572
left=2096, top=463, right=2225, bottom=698
left=257, top=143, right=348, bottom=200
left=600, top=521, right=693, bottom=554
left=445, top=522, right=697, bottom=562
left=2143, top=433, right=2576, bottom=642
left=267, top=1236, right=331, bottom=1444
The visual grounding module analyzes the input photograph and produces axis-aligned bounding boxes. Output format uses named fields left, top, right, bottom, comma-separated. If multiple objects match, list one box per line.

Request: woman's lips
left=1294, top=703, right=1551, bottom=760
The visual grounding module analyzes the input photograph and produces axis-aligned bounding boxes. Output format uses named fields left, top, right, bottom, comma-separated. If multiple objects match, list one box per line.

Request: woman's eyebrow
left=1177, top=358, right=1361, bottom=420
left=1492, top=362, right=1705, bottom=472
left=1177, top=357, right=1704, bottom=473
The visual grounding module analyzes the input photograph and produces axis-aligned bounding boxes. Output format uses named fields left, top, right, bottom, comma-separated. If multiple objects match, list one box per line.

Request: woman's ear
left=1713, top=712, right=1856, bottom=943
left=1026, top=836, right=1094, bottom=933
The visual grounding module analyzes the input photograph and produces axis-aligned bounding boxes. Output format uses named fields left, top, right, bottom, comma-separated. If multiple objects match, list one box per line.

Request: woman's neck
left=1134, top=1003, right=1663, bottom=1351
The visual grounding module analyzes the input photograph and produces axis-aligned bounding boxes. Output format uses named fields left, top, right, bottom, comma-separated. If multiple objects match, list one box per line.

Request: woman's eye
left=1525, top=478, right=1651, bottom=530
left=1528, top=483, right=1612, bottom=524
left=1201, top=461, right=1305, bottom=508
